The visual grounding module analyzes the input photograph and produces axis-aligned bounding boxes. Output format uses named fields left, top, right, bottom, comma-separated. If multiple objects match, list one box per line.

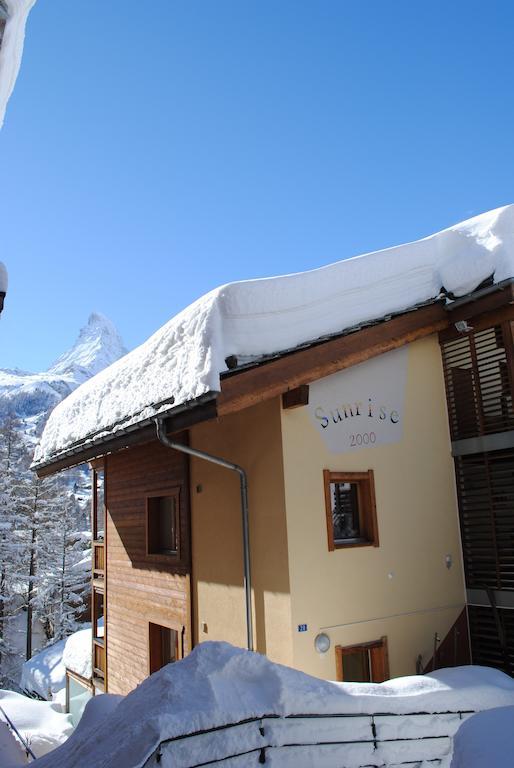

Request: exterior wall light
left=314, top=632, right=331, bottom=654
left=0, top=261, right=7, bottom=314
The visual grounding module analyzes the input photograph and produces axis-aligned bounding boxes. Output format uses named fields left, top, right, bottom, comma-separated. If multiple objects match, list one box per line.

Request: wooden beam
left=440, top=302, right=514, bottom=342
left=445, top=281, right=514, bottom=324
left=282, top=385, right=309, bottom=410
left=218, top=303, right=448, bottom=417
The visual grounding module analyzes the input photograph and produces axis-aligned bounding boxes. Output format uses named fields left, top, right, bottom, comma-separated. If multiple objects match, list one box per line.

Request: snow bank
left=34, top=204, right=514, bottom=468
left=61, top=625, right=92, bottom=681
left=451, top=705, right=514, bottom=767
left=0, top=690, right=73, bottom=758
left=29, top=642, right=514, bottom=768
left=0, top=721, right=26, bottom=765
left=0, top=0, right=37, bottom=129
left=20, top=639, right=66, bottom=702
left=21, top=625, right=95, bottom=703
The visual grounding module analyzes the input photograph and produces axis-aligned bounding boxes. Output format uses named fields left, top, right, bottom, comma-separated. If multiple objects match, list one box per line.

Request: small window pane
left=148, top=495, right=178, bottom=555
left=67, top=675, right=92, bottom=726
left=331, top=482, right=361, bottom=541
left=94, top=470, right=105, bottom=541
left=342, top=649, right=371, bottom=682
left=93, top=591, right=104, bottom=640
left=149, top=622, right=178, bottom=673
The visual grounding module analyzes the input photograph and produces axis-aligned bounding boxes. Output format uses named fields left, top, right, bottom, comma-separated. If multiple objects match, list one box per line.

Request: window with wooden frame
left=323, top=470, right=378, bottom=549
left=65, top=669, right=94, bottom=726
left=335, top=637, right=389, bottom=682
left=93, top=466, right=105, bottom=542
left=146, top=489, right=180, bottom=557
left=149, top=622, right=180, bottom=674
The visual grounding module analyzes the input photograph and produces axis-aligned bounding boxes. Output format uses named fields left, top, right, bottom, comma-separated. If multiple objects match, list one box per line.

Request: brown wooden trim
left=323, top=470, right=335, bottom=552
left=145, top=487, right=182, bottom=561
left=324, top=469, right=378, bottom=550
left=148, top=619, right=184, bottom=677
left=335, top=636, right=389, bottom=682
left=282, top=385, right=310, bottom=409
left=218, top=304, right=447, bottom=417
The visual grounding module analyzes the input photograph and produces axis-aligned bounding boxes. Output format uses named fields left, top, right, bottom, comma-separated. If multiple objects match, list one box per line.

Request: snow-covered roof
left=0, top=0, right=36, bottom=129
left=34, top=204, right=514, bottom=470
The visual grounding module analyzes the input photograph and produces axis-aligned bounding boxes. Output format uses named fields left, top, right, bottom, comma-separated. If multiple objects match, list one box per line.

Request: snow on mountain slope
left=0, top=313, right=127, bottom=437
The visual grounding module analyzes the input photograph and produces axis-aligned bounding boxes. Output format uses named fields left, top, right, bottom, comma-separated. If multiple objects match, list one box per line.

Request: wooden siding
left=440, top=322, right=514, bottom=441
left=105, top=437, right=191, bottom=695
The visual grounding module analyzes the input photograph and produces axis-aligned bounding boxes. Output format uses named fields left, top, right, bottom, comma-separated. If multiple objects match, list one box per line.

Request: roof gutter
left=155, top=417, right=254, bottom=653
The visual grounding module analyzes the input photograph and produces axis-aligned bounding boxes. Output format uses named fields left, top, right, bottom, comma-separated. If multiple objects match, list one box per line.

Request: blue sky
left=2, top=0, right=514, bottom=371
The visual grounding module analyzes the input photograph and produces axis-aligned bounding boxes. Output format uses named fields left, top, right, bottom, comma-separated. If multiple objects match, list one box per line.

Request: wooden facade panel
left=106, top=438, right=191, bottom=695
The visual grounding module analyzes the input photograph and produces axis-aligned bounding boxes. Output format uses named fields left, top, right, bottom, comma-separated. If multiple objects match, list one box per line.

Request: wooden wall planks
left=105, top=437, right=191, bottom=695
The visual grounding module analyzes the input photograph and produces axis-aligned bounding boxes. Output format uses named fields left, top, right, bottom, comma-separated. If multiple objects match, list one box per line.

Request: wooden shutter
left=468, top=605, right=514, bottom=672
left=455, top=449, right=514, bottom=591
left=441, top=324, right=514, bottom=441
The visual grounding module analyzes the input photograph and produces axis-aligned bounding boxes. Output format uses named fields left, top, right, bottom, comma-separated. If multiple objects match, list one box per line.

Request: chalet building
left=33, top=207, right=514, bottom=703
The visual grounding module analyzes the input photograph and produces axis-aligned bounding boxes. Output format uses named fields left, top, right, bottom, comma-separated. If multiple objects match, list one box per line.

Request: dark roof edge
left=32, top=392, right=218, bottom=477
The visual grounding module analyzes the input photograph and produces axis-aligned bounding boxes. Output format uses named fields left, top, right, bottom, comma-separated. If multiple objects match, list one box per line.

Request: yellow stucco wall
left=280, top=335, right=466, bottom=680
left=190, top=398, right=293, bottom=666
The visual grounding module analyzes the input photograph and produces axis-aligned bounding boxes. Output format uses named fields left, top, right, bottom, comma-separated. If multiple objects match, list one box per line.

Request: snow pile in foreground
left=20, top=625, right=94, bottom=706
left=451, top=705, right=514, bottom=767
left=31, top=642, right=514, bottom=768
left=0, top=690, right=73, bottom=758
left=0, top=721, right=26, bottom=765
left=0, top=0, right=37, bottom=129
left=35, top=204, right=514, bottom=467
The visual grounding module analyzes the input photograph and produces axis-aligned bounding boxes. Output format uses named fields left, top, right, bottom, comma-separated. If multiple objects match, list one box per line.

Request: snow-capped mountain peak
left=0, top=313, right=127, bottom=437
left=48, top=312, right=127, bottom=380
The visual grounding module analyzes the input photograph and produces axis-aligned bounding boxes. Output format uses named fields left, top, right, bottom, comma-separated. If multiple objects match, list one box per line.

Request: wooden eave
left=34, top=279, right=514, bottom=478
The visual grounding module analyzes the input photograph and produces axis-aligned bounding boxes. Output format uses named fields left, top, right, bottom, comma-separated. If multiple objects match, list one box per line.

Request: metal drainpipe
left=155, top=417, right=254, bottom=652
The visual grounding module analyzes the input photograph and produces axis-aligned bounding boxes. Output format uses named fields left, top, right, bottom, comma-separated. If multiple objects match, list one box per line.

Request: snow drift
left=451, top=705, right=514, bottom=768
left=0, top=689, right=73, bottom=758
left=30, top=642, right=514, bottom=768
left=35, top=204, right=514, bottom=467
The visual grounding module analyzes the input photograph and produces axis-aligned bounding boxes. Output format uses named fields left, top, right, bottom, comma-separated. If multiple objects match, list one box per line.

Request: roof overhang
left=33, top=278, right=514, bottom=479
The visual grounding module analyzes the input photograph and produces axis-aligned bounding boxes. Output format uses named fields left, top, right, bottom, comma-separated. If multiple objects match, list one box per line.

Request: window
left=149, top=623, right=179, bottom=674
left=323, top=470, right=378, bottom=549
left=147, top=491, right=180, bottom=556
left=93, top=589, right=104, bottom=641
left=336, top=637, right=389, bottom=682
left=93, top=468, right=105, bottom=541
left=66, top=670, right=93, bottom=726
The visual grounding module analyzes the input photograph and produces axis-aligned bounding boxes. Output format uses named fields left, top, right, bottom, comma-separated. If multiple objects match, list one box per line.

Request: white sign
left=308, top=347, right=408, bottom=453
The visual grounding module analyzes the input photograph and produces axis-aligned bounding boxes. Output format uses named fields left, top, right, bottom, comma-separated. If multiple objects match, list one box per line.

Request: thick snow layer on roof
left=30, top=642, right=514, bottom=768
left=451, top=705, right=514, bottom=767
left=0, top=689, right=73, bottom=758
left=35, top=204, right=514, bottom=467
left=0, top=0, right=36, bottom=129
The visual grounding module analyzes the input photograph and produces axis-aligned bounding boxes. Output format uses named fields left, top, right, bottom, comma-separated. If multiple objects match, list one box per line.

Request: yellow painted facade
left=190, top=398, right=294, bottom=667
left=190, top=335, right=466, bottom=680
